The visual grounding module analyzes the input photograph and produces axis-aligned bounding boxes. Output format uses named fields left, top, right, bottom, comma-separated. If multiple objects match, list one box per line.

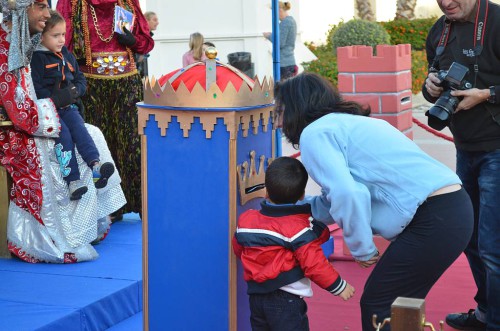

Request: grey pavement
left=281, top=93, right=457, bottom=196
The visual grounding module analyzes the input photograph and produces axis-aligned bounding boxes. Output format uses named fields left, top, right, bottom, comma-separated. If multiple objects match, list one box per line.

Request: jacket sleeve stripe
left=328, top=277, right=347, bottom=296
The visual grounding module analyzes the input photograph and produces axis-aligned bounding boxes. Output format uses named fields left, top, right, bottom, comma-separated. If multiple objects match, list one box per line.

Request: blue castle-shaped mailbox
left=138, top=52, right=275, bottom=331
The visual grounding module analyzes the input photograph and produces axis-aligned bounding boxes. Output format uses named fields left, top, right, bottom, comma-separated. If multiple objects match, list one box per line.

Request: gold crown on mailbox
left=143, top=48, right=274, bottom=108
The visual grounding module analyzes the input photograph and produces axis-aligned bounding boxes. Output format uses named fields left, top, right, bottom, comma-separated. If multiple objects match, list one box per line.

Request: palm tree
left=355, top=0, right=375, bottom=21
left=396, top=0, right=417, bottom=20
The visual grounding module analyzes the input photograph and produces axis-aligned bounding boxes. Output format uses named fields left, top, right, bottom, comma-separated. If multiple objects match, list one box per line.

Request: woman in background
left=263, top=1, right=297, bottom=80
left=182, top=32, right=207, bottom=67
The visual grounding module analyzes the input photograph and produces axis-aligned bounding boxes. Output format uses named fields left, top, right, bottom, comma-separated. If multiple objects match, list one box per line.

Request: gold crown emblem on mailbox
left=237, top=151, right=274, bottom=205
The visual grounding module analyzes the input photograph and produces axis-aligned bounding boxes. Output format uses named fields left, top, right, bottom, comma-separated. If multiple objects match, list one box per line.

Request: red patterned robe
left=0, top=25, right=126, bottom=263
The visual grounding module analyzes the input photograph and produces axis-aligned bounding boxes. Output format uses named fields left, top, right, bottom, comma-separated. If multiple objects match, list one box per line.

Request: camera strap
left=472, top=0, right=488, bottom=57
left=431, top=0, right=488, bottom=72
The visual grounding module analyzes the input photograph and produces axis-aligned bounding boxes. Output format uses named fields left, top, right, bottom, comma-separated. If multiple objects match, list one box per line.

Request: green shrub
left=411, top=49, right=428, bottom=94
left=330, top=19, right=391, bottom=54
left=302, top=44, right=338, bottom=86
left=380, top=17, right=437, bottom=50
left=304, top=19, right=432, bottom=95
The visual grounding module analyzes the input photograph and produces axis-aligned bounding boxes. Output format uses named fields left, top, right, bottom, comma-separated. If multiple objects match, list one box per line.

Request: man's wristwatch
left=487, top=86, right=496, bottom=104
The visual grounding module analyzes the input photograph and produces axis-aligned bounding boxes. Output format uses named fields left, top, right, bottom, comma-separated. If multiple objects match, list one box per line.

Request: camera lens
left=426, top=91, right=459, bottom=131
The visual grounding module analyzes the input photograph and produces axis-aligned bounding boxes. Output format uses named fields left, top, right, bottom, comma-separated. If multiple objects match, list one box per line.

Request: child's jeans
left=249, top=289, right=309, bottom=331
left=55, top=104, right=99, bottom=183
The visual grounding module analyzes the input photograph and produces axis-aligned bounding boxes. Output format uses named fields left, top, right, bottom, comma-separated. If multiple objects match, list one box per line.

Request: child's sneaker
left=93, top=162, right=115, bottom=189
left=69, top=180, right=88, bottom=201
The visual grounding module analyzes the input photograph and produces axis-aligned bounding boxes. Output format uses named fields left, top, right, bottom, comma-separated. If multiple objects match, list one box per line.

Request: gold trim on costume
left=80, top=52, right=138, bottom=78
left=88, top=1, right=115, bottom=43
left=91, top=51, right=129, bottom=57
left=83, top=70, right=138, bottom=80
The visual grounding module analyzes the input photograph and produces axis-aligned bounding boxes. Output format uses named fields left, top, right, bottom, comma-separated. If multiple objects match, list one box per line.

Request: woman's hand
left=355, top=251, right=380, bottom=268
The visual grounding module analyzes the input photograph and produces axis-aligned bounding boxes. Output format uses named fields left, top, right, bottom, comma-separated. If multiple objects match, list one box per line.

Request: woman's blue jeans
left=457, top=148, right=500, bottom=329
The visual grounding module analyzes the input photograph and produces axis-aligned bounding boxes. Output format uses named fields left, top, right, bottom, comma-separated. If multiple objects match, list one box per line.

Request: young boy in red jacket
left=233, top=156, right=355, bottom=331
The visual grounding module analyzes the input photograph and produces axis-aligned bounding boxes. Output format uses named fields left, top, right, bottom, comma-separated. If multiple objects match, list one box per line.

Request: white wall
left=146, top=0, right=314, bottom=80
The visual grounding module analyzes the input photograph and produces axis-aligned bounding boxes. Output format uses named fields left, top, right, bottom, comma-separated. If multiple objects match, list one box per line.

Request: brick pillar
left=337, top=44, right=413, bottom=139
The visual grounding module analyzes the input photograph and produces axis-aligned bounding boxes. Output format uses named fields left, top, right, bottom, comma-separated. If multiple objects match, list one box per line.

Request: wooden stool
left=0, top=117, right=13, bottom=258
left=372, top=297, right=444, bottom=331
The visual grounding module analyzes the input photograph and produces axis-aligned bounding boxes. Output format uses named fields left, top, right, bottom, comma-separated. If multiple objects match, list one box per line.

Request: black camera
left=426, top=62, right=472, bottom=131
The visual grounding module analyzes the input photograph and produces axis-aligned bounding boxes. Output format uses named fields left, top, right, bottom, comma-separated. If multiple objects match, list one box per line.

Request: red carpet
left=306, top=229, right=477, bottom=331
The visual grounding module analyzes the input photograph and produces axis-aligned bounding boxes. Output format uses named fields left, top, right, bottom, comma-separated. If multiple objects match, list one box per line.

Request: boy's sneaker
left=93, top=162, right=115, bottom=189
left=69, top=180, right=88, bottom=201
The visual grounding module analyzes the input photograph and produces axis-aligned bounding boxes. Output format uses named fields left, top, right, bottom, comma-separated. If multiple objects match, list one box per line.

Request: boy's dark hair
left=203, top=41, right=216, bottom=48
left=265, top=157, right=308, bottom=204
left=43, top=10, right=65, bottom=34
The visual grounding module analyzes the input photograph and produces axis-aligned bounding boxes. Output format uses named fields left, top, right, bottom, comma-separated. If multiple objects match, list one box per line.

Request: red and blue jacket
left=233, top=201, right=346, bottom=295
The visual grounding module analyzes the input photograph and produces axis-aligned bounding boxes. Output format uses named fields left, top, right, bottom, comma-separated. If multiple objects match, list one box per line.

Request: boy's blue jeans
left=457, top=149, right=500, bottom=329
left=249, top=289, right=309, bottom=331
left=55, top=104, right=99, bottom=183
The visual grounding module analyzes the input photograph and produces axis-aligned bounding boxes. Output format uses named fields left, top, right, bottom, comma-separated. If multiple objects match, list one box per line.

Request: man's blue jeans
left=457, top=149, right=500, bottom=330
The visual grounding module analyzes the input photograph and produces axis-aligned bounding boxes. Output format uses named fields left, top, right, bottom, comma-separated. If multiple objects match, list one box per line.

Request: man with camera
left=423, top=0, right=500, bottom=330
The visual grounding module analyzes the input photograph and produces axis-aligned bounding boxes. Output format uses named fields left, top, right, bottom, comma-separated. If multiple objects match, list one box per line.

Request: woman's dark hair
left=265, top=157, right=308, bottom=204
left=274, top=72, right=370, bottom=147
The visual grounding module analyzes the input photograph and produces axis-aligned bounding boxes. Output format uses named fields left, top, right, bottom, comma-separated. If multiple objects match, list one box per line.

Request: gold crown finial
left=237, top=151, right=274, bottom=205
left=143, top=66, right=274, bottom=108
left=205, top=46, right=217, bottom=59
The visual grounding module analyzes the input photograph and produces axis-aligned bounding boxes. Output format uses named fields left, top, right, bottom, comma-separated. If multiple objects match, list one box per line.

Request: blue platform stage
left=0, top=215, right=143, bottom=331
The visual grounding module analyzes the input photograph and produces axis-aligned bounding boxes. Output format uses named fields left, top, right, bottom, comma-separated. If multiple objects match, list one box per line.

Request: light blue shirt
left=300, top=113, right=461, bottom=261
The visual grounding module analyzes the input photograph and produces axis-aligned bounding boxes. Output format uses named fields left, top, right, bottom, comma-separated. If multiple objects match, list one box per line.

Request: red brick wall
left=337, top=44, right=413, bottom=139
